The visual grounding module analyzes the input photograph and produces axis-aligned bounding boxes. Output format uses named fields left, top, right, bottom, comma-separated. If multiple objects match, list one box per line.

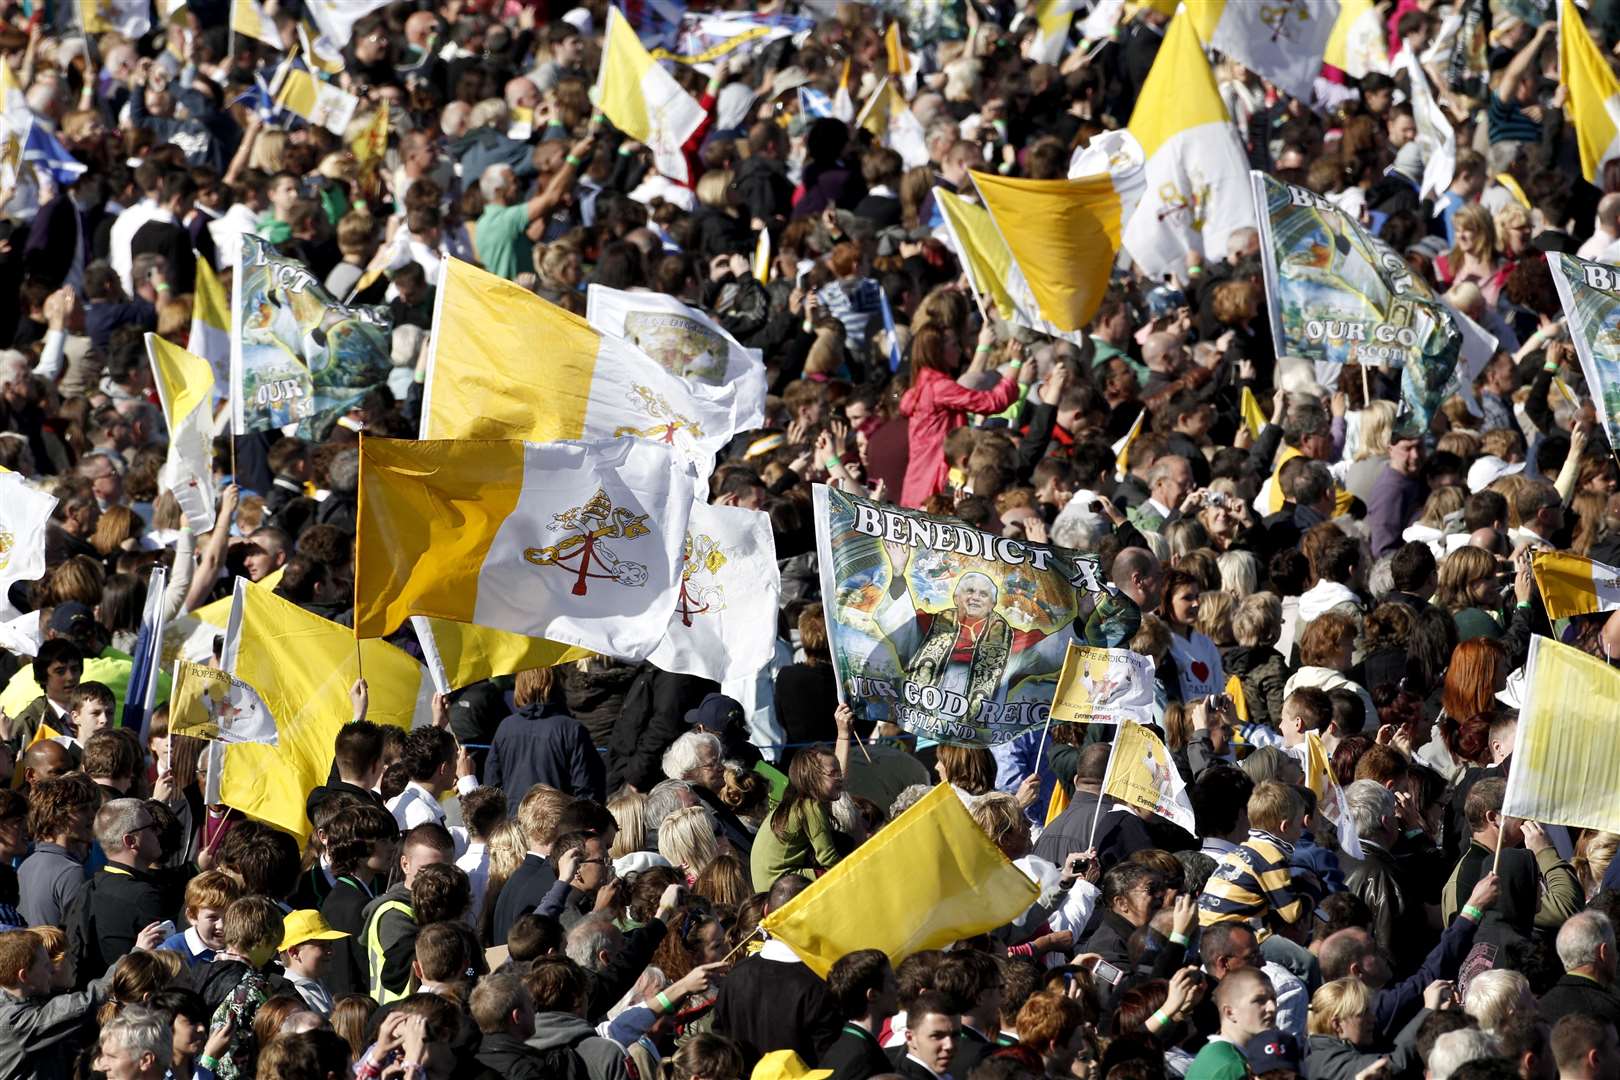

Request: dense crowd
left=5, top=1, right=1620, bottom=1080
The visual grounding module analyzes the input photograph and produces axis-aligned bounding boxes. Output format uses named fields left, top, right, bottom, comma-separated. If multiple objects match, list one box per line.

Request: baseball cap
left=278, top=910, right=349, bottom=953
left=280, top=913, right=349, bottom=952
left=750, top=1051, right=832, bottom=1080
left=685, top=692, right=744, bottom=732
left=1244, top=1030, right=1302, bottom=1072
left=48, top=602, right=96, bottom=636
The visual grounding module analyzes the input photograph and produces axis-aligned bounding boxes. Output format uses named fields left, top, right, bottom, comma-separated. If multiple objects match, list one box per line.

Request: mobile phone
left=1092, top=959, right=1124, bottom=986
left=154, top=919, right=177, bottom=940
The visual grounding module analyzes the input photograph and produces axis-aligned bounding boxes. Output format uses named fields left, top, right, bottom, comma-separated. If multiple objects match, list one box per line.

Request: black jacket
left=67, top=865, right=166, bottom=987
left=474, top=1032, right=573, bottom=1080
left=491, top=853, right=555, bottom=946
left=1342, top=840, right=1412, bottom=961
left=1540, top=972, right=1620, bottom=1028
left=321, top=875, right=376, bottom=1000
left=712, top=953, right=841, bottom=1069
left=822, top=1025, right=891, bottom=1080
left=1079, top=910, right=1139, bottom=970
left=730, top=156, right=794, bottom=226
left=605, top=665, right=717, bottom=793
left=486, top=704, right=606, bottom=815
left=306, top=780, right=388, bottom=828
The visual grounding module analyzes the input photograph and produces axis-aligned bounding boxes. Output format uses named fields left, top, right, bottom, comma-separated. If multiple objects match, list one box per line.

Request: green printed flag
left=1251, top=171, right=1462, bottom=432
left=230, top=235, right=393, bottom=439
left=1549, top=251, right=1620, bottom=451
left=810, top=485, right=1125, bottom=746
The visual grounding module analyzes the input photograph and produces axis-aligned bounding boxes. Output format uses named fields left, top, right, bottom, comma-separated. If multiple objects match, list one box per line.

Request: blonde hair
left=1415, top=485, right=1466, bottom=530
left=1247, top=781, right=1303, bottom=834
left=657, top=804, right=719, bottom=878
left=516, top=784, right=572, bottom=847
left=1196, top=590, right=1235, bottom=646
left=512, top=668, right=556, bottom=709
left=1307, top=978, right=1374, bottom=1036
left=1434, top=546, right=1497, bottom=612
left=968, top=792, right=1025, bottom=852
left=1353, top=400, right=1397, bottom=461
left=1576, top=831, right=1620, bottom=897
left=694, top=170, right=732, bottom=209
left=607, top=791, right=646, bottom=860
left=1463, top=969, right=1533, bottom=1033
left=248, top=128, right=288, bottom=172
left=1233, top=592, right=1282, bottom=647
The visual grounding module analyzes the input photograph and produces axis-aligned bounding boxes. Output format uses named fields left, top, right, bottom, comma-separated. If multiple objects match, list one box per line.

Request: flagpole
left=1492, top=814, right=1506, bottom=874
left=1031, top=708, right=1055, bottom=776
left=1085, top=730, right=1119, bottom=851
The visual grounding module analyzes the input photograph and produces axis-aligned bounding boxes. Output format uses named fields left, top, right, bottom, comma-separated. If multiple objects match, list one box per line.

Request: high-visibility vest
left=364, top=898, right=416, bottom=1004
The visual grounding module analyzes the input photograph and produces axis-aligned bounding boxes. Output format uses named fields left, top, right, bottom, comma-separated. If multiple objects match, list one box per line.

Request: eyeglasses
left=576, top=857, right=608, bottom=866
left=129, top=821, right=160, bottom=836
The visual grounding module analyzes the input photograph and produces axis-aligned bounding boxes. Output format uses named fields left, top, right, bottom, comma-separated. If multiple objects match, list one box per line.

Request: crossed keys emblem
left=0, top=528, right=11, bottom=572
left=614, top=385, right=706, bottom=445
left=674, top=532, right=728, bottom=627
left=525, top=489, right=652, bottom=596
left=1260, top=1, right=1309, bottom=43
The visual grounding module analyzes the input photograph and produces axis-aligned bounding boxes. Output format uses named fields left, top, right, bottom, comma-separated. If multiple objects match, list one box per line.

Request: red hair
left=1440, top=639, right=1506, bottom=760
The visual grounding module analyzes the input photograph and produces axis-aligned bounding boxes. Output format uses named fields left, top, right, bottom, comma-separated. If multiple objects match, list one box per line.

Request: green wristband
left=655, top=991, right=674, bottom=1013
left=565, top=154, right=583, bottom=167
left=1169, top=931, right=1189, bottom=946
left=1462, top=904, right=1485, bottom=923
left=824, top=456, right=842, bottom=469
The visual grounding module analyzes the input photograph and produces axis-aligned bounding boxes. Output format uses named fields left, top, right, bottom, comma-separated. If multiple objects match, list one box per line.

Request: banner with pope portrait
left=812, top=485, right=1122, bottom=746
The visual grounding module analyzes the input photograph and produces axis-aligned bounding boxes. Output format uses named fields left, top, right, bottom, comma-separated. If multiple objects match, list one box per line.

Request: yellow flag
left=1324, top=0, right=1389, bottom=78
left=230, top=0, right=279, bottom=46
left=595, top=6, right=705, bottom=182
left=147, top=334, right=217, bottom=533
left=1533, top=550, right=1620, bottom=620
left=1101, top=721, right=1196, bottom=831
left=1304, top=732, right=1363, bottom=858
left=1240, top=386, right=1268, bottom=441
left=220, top=579, right=430, bottom=839
left=1113, top=407, right=1145, bottom=479
left=972, top=168, right=1136, bottom=335
left=1502, top=635, right=1620, bottom=834
left=760, top=784, right=1038, bottom=979
left=932, top=186, right=1017, bottom=322
left=350, top=106, right=389, bottom=173
left=1560, top=0, right=1620, bottom=183
left=413, top=616, right=589, bottom=694
left=189, top=255, right=230, bottom=388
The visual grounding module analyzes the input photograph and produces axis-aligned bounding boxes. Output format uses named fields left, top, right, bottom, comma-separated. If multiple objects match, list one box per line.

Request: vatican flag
left=412, top=617, right=590, bottom=695
left=217, top=577, right=432, bottom=839
left=1187, top=0, right=1338, bottom=104
left=1560, top=0, right=1620, bottom=183
left=230, top=0, right=280, bottom=47
left=1100, top=721, right=1196, bottom=832
left=272, top=64, right=359, bottom=137
left=0, top=472, right=56, bottom=620
left=190, top=256, right=231, bottom=392
left=1125, top=7, right=1256, bottom=281
left=1532, top=551, right=1620, bottom=620
left=585, top=284, right=767, bottom=430
left=169, top=661, right=277, bottom=746
left=423, top=258, right=744, bottom=482
left=1240, top=387, right=1268, bottom=440
left=596, top=5, right=705, bottom=182
left=884, top=21, right=920, bottom=97
left=355, top=436, right=694, bottom=660
left=1304, top=732, right=1363, bottom=859
left=1028, top=0, right=1082, bottom=65
left=79, top=0, right=150, bottom=39
left=302, top=0, right=392, bottom=49
left=856, top=78, right=929, bottom=170
left=647, top=502, right=780, bottom=683
left=972, top=142, right=1141, bottom=341
left=761, top=784, right=1039, bottom=979
left=1502, top=635, right=1620, bottom=835
left=146, top=334, right=216, bottom=533
left=1324, top=0, right=1388, bottom=77
left=933, top=186, right=1017, bottom=323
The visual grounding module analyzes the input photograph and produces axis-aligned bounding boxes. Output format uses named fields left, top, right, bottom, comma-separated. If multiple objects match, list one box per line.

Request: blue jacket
left=484, top=704, right=606, bottom=815
left=1291, top=829, right=1346, bottom=894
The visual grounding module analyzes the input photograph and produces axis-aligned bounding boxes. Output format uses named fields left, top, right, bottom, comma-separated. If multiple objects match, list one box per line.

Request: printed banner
left=1101, top=720, right=1196, bottom=832
left=1548, top=252, right=1620, bottom=452
left=1252, top=172, right=1461, bottom=430
left=812, top=485, right=1112, bottom=746
left=169, top=660, right=278, bottom=745
left=231, top=235, right=392, bottom=439
left=1050, top=643, right=1155, bottom=725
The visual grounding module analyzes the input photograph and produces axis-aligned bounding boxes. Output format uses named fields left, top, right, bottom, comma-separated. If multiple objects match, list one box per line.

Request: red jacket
left=898, top=367, right=1019, bottom=507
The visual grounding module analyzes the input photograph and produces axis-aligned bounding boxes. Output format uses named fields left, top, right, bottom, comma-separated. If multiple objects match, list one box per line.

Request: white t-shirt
left=1169, top=630, right=1224, bottom=700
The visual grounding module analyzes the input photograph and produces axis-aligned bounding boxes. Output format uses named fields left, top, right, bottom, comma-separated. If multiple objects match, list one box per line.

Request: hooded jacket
left=527, top=1012, right=630, bottom=1080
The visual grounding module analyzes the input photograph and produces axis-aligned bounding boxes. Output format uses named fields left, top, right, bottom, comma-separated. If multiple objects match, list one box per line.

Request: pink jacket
left=897, top=366, right=1019, bottom=508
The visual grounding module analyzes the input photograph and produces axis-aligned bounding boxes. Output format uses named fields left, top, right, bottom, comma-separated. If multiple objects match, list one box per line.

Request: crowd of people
left=4, top=1, right=1620, bottom=1080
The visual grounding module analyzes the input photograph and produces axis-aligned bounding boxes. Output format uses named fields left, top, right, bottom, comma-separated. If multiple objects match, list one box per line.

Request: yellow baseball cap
left=750, top=1051, right=832, bottom=1080
left=277, top=910, right=349, bottom=953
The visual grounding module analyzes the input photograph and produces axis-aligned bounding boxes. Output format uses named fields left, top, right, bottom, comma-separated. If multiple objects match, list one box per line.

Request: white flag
left=586, top=284, right=768, bottom=430
left=1196, top=0, right=1339, bottom=104
left=649, top=502, right=780, bottom=683
left=1403, top=47, right=1456, bottom=200
left=0, top=472, right=57, bottom=620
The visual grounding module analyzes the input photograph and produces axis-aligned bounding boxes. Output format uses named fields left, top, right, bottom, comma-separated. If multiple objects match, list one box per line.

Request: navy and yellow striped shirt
left=1197, top=830, right=1315, bottom=934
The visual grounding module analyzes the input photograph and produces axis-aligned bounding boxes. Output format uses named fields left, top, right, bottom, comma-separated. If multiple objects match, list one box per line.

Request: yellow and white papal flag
left=1325, top=0, right=1389, bottom=78
left=423, top=258, right=745, bottom=483
left=1305, top=732, right=1363, bottom=859
left=1187, top=0, right=1339, bottom=104
left=856, top=78, right=930, bottom=170
left=1532, top=550, right=1620, bottom=620
left=355, top=436, right=695, bottom=660
left=189, top=256, right=231, bottom=392
left=647, top=502, right=780, bottom=683
left=1027, top=0, right=1083, bottom=65
left=272, top=64, right=359, bottom=137
left=1124, top=7, right=1256, bottom=281
left=411, top=617, right=590, bottom=695
left=146, top=334, right=216, bottom=534
left=1559, top=0, right=1620, bottom=184
left=596, top=5, right=706, bottom=183
left=932, top=186, right=1018, bottom=323
left=169, top=660, right=277, bottom=745
left=229, top=0, right=280, bottom=47
left=1503, top=635, right=1620, bottom=835
left=0, top=472, right=57, bottom=620
left=972, top=137, right=1142, bottom=343
left=1100, top=721, right=1196, bottom=832
left=585, top=284, right=768, bottom=430
left=79, top=0, right=150, bottom=39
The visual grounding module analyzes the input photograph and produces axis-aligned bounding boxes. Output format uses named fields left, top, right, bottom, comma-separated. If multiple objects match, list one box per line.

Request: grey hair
left=94, top=798, right=151, bottom=851
left=478, top=165, right=514, bottom=203
left=565, top=914, right=621, bottom=972
left=327, top=448, right=360, bottom=495
left=468, top=97, right=509, bottom=132
left=1428, top=1029, right=1501, bottom=1080
left=0, top=350, right=30, bottom=385
left=661, top=731, right=722, bottom=784
left=102, top=1006, right=174, bottom=1072
left=1556, top=911, right=1616, bottom=971
left=642, top=779, right=694, bottom=846
left=1343, top=780, right=1395, bottom=839
left=1463, top=968, right=1532, bottom=1033
left=1051, top=500, right=1105, bottom=552
left=889, top=784, right=931, bottom=820
left=1366, top=554, right=1395, bottom=601
left=1147, top=456, right=1186, bottom=488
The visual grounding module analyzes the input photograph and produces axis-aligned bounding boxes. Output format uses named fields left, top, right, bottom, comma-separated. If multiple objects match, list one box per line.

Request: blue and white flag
left=799, top=86, right=835, bottom=119
left=878, top=285, right=903, bottom=373
left=22, top=124, right=85, bottom=186
left=122, top=565, right=168, bottom=741
left=229, top=71, right=287, bottom=125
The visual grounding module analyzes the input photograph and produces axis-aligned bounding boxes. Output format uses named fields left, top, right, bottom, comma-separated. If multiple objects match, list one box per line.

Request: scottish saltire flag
left=879, top=286, right=903, bottom=373
left=122, top=566, right=168, bottom=741
left=23, top=125, right=85, bottom=186
left=230, top=72, right=287, bottom=125
left=799, top=86, right=835, bottom=120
